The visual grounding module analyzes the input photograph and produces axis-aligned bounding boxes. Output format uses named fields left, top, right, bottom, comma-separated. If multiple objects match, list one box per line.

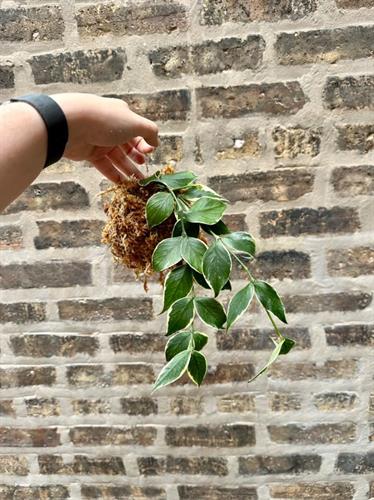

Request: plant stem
left=225, top=244, right=283, bottom=340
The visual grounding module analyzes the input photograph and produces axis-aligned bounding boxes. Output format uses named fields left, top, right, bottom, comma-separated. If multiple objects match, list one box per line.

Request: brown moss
left=101, top=175, right=175, bottom=290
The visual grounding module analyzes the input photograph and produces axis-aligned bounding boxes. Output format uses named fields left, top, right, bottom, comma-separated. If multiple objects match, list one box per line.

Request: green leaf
left=146, top=191, right=174, bottom=228
left=226, top=283, right=254, bottom=331
left=192, top=270, right=231, bottom=292
left=181, top=237, right=207, bottom=273
left=172, top=220, right=200, bottom=238
left=193, top=331, right=208, bottom=351
left=254, top=280, right=287, bottom=324
left=222, top=232, right=256, bottom=256
left=167, top=297, right=194, bottom=335
left=153, top=349, right=191, bottom=391
left=249, top=336, right=295, bottom=382
left=181, top=185, right=227, bottom=202
left=195, top=297, right=226, bottom=328
left=158, top=171, right=197, bottom=190
left=202, top=220, right=230, bottom=235
left=185, top=197, right=227, bottom=225
left=188, top=351, right=207, bottom=386
left=192, top=270, right=210, bottom=289
left=279, top=337, right=296, bottom=355
left=203, top=240, right=232, bottom=296
left=138, top=171, right=161, bottom=186
left=162, top=265, right=193, bottom=313
left=152, top=237, right=182, bottom=272
left=165, top=331, right=192, bottom=361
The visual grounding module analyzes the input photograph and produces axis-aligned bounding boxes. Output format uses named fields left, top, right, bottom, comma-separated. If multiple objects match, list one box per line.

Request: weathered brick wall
left=0, top=0, right=373, bottom=499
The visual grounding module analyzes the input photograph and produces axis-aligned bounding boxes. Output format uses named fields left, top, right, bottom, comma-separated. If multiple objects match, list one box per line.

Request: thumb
left=131, top=112, right=159, bottom=148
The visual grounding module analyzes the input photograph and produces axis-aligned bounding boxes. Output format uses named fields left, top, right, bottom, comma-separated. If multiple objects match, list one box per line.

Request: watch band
left=10, top=94, right=69, bottom=168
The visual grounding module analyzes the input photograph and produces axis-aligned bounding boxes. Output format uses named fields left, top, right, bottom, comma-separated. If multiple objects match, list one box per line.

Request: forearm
left=0, top=102, right=47, bottom=211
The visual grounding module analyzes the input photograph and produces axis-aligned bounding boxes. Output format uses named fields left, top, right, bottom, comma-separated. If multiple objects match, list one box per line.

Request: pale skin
left=0, top=93, right=159, bottom=211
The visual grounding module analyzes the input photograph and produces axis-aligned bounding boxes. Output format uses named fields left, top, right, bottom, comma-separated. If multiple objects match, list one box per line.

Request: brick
left=0, top=6, right=63, bottom=42
left=39, top=455, right=125, bottom=475
left=239, top=454, right=321, bottom=475
left=0, top=66, right=14, bottom=89
left=331, top=165, right=374, bottom=196
left=217, top=394, right=256, bottom=413
left=149, top=36, right=265, bottom=78
left=67, top=365, right=105, bottom=388
left=197, top=82, right=307, bottom=117
left=270, top=359, right=358, bottom=380
left=0, top=455, right=28, bottom=475
left=269, top=482, right=354, bottom=499
left=260, top=207, right=360, bottom=238
left=273, top=126, right=321, bottom=158
left=165, top=424, right=255, bottom=447
left=284, top=292, right=372, bottom=314
left=204, top=362, right=255, bottom=383
left=336, top=452, right=374, bottom=473
left=324, top=75, right=374, bottom=111
left=209, top=169, right=313, bottom=203
left=169, top=396, right=203, bottom=415
left=72, top=399, right=111, bottom=415
left=200, top=0, right=317, bottom=24
left=77, top=2, right=187, bottom=37
left=110, top=264, right=161, bottom=284
left=178, top=485, right=257, bottom=500
left=30, top=49, right=125, bottom=85
left=268, top=422, right=356, bottom=444
left=314, top=392, right=357, bottom=411
left=337, top=124, right=374, bottom=153
left=58, top=297, right=153, bottom=321
left=34, top=220, right=104, bottom=249
left=269, top=393, right=302, bottom=412
left=149, top=135, right=183, bottom=165
left=10, top=334, right=98, bottom=357
left=138, top=456, right=228, bottom=476
left=0, top=485, right=69, bottom=499
left=223, top=214, right=248, bottom=231
left=113, top=364, right=154, bottom=385
left=70, top=426, right=156, bottom=446
left=120, top=397, right=157, bottom=415
left=0, top=225, right=22, bottom=250
left=325, top=323, right=374, bottom=346
left=249, top=250, right=311, bottom=280
left=0, top=400, right=15, bottom=416
left=108, top=90, right=191, bottom=122
left=25, top=398, right=60, bottom=417
left=216, top=328, right=310, bottom=351
left=276, top=26, right=374, bottom=65
left=215, top=131, right=262, bottom=160
left=5, top=182, right=89, bottom=214
left=0, top=366, right=55, bottom=388
left=0, top=427, right=60, bottom=447
left=336, top=0, right=374, bottom=8
left=0, top=302, right=46, bottom=324
left=0, top=261, right=91, bottom=289
left=81, top=484, right=166, bottom=499
left=110, top=333, right=164, bottom=353
left=327, top=247, right=374, bottom=277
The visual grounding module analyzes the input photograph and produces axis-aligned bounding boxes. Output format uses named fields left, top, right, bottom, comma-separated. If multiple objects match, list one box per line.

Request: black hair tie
left=10, top=94, right=69, bottom=169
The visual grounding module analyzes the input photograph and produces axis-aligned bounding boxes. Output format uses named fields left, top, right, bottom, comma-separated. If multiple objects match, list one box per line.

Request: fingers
left=121, top=143, right=146, bottom=165
left=92, top=156, right=125, bottom=184
left=129, top=136, right=155, bottom=155
left=131, top=112, right=159, bottom=148
left=107, top=147, right=144, bottom=179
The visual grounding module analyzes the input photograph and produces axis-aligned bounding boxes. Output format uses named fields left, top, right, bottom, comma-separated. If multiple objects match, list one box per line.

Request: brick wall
left=0, top=1, right=373, bottom=499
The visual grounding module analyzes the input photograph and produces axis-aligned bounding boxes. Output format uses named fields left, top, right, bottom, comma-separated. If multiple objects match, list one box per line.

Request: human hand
left=51, top=93, right=159, bottom=182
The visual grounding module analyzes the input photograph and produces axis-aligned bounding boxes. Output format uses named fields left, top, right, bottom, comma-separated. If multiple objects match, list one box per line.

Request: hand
left=51, top=93, right=159, bottom=182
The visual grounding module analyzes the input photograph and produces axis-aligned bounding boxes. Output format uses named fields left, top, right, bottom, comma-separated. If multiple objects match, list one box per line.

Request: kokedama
left=102, top=169, right=295, bottom=391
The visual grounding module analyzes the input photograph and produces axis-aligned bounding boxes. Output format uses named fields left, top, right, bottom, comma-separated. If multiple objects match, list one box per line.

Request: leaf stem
left=265, top=309, right=283, bottom=340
